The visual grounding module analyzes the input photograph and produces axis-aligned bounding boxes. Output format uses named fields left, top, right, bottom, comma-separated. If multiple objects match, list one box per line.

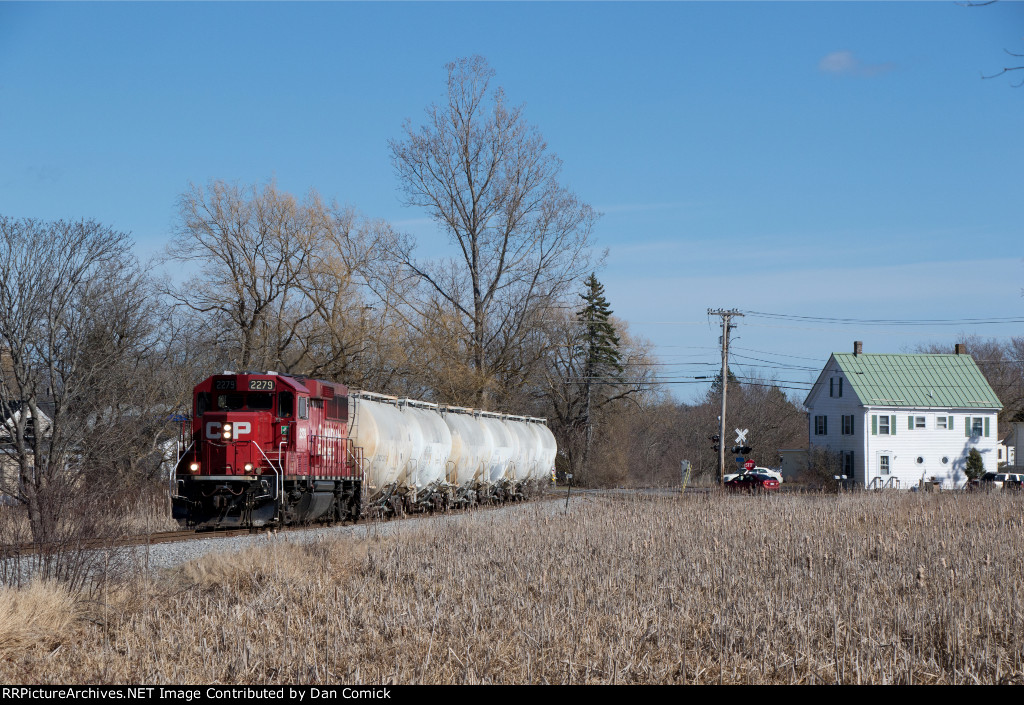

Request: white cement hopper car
left=348, top=392, right=554, bottom=510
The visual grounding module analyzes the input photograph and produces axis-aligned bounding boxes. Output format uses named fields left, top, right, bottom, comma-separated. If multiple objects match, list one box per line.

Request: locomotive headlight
left=189, top=462, right=200, bottom=473
left=222, top=423, right=232, bottom=432
left=244, top=463, right=254, bottom=472
left=223, top=431, right=232, bottom=440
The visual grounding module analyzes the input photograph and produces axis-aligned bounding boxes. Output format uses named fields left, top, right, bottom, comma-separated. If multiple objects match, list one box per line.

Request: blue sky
left=2, top=1, right=1022, bottom=402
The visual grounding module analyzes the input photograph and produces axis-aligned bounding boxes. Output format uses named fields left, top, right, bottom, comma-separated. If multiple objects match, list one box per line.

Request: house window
left=830, top=377, right=844, bottom=398
left=880, top=456, right=890, bottom=475
left=843, top=451, right=854, bottom=477
left=936, top=416, right=947, bottom=430
left=971, top=417, right=983, bottom=437
left=814, top=415, right=827, bottom=435
left=914, top=416, right=926, bottom=429
left=841, top=415, right=854, bottom=435
left=879, top=415, right=890, bottom=435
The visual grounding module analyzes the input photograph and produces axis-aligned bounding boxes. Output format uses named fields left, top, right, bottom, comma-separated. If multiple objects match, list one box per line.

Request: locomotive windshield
left=217, top=393, right=245, bottom=410
left=248, top=392, right=273, bottom=410
left=214, top=392, right=275, bottom=411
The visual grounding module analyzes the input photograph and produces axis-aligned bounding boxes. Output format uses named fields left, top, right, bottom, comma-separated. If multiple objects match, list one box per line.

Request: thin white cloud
left=819, top=50, right=895, bottom=78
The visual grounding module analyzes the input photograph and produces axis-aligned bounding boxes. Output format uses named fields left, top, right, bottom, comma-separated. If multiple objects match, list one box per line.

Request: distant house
left=804, top=342, right=1002, bottom=489
left=0, top=401, right=54, bottom=500
left=997, top=437, right=1014, bottom=467
left=1005, top=422, right=1024, bottom=471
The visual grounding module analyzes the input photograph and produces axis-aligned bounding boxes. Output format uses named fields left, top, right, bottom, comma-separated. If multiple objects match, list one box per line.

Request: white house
left=804, top=342, right=1002, bottom=489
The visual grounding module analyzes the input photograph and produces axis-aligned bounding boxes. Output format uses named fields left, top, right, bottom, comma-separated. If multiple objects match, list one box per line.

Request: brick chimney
left=854, top=341, right=863, bottom=356
left=955, top=343, right=967, bottom=355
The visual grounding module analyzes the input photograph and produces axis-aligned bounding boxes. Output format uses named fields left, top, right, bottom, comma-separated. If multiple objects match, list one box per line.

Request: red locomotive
left=171, top=371, right=361, bottom=529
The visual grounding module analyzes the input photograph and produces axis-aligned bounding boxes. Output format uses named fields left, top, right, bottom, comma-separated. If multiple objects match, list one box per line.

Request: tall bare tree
left=163, top=180, right=403, bottom=386
left=163, top=180, right=318, bottom=371
left=389, top=56, right=599, bottom=407
left=0, top=217, right=151, bottom=551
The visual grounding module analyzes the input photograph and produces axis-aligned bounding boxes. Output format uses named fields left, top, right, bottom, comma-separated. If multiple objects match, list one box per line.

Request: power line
left=731, top=346, right=827, bottom=362
left=729, top=352, right=820, bottom=371
left=746, top=311, right=1024, bottom=326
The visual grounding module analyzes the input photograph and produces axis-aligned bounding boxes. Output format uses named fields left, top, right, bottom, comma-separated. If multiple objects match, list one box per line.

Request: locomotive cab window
left=298, top=396, right=308, bottom=419
left=278, top=391, right=294, bottom=418
left=247, top=392, right=273, bottom=410
left=195, top=392, right=211, bottom=417
left=217, top=393, right=245, bottom=411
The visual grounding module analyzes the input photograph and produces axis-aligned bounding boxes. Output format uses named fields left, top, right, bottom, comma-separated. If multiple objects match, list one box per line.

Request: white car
left=724, top=466, right=783, bottom=484
left=980, top=472, right=1024, bottom=489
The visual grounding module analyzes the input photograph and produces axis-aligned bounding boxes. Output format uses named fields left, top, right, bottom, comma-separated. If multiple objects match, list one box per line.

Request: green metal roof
left=831, top=353, right=1002, bottom=409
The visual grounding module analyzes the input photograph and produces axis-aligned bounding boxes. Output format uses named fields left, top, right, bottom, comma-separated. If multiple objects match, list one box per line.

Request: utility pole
left=708, top=308, right=743, bottom=484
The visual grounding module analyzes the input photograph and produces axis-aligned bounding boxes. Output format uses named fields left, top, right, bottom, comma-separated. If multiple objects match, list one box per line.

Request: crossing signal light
left=732, top=445, right=752, bottom=455
left=710, top=434, right=720, bottom=453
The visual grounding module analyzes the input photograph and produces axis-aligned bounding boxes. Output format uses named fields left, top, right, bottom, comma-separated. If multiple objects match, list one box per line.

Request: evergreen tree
left=965, top=447, right=985, bottom=481
left=576, top=274, right=624, bottom=478
left=706, top=367, right=739, bottom=402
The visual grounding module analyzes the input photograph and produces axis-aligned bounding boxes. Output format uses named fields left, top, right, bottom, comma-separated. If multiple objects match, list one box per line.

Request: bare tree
left=0, top=217, right=150, bottom=554
left=163, top=180, right=403, bottom=386
left=389, top=56, right=599, bottom=407
left=163, top=180, right=319, bottom=371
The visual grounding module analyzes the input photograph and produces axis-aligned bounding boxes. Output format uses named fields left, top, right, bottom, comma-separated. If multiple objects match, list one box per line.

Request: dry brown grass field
left=2, top=490, right=1023, bottom=684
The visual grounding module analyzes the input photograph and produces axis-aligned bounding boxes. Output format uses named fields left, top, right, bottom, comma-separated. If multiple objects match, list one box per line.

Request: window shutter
left=985, top=417, right=990, bottom=437
left=830, top=379, right=834, bottom=397
left=872, top=415, right=877, bottom=435
left=839, top=378, right=843, bottom=397
left=965, top=417, right=971, bottom=438
left=908, top=416, right=914, bottom=430
left=948, top=416, right=953, bottom=430
left=891, top=415, right=896, bottom=435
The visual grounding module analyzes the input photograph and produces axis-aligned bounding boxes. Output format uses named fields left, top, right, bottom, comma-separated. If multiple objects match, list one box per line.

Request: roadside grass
left=1, top=491, right=1023, bottom=684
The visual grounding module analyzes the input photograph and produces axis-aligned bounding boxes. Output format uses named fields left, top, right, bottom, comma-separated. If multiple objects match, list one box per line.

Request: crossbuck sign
left=735, top=428, right=748, bottom=445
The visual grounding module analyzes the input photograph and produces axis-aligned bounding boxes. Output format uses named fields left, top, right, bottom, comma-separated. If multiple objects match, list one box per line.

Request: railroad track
left=3, top=492, right=553, bottom=558
left=4, top=525, right=283, bottom=558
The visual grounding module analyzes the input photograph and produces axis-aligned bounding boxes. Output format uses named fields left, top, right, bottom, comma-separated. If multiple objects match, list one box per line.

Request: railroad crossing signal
left=735, top=428, right=748, bottom=445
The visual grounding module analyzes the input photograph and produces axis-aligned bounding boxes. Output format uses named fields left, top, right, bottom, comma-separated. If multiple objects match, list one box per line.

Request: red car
left=725, top=472, right=780, bottom=493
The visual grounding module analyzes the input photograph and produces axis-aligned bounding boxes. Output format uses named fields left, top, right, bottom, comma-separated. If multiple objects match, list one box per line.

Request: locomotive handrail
left=309, top=434, right=351, bottom=477
left=248, top=440, right=280, bottom=502
left=169, top=441, right=195, bottom=500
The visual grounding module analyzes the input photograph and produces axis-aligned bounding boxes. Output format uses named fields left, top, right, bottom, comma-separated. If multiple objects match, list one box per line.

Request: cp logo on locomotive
left=206, top=421, right=252, bottom=439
